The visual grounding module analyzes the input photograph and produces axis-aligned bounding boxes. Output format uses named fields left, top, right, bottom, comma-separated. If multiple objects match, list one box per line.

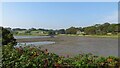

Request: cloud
left=102, top=11, right=118, bottom=23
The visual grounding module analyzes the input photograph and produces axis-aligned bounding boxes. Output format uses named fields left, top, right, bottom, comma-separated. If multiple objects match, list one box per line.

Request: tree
left=84, top=26, right=96, bottom=35
left=91, top=23, right=111, bottom=35
left=102, top=22, right=110, bottom=33
left=2, top=27, right=16, bottom=46
left=66, top=27, right=78, bottom=34
left=78, top=27, right=83, bottom=32
left=48, top=30, right=55, bottom=36
left=12, top=28, right=26, bottom=31
left=58, top=29, right=65, bottom=34
left=114, top=24, right=120, bottom=33
left=29, top=28, right=36, bottom=31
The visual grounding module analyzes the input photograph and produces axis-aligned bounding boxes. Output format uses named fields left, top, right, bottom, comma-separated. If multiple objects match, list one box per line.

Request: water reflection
left=14, top=36, right=50, bottom=39
left=15, top=41, right=55, bottom=47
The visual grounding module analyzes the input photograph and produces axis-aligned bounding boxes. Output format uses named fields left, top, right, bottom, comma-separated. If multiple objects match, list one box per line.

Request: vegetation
left=6, top=22, right=119, bottom=37
left=2, top=27, right=16, bottom=46
left=48, top=30, right=56, bottom=36
left=0, top=46, right=2, bottom=67
left=11, top=28, right=49, bottom=36
left=2, top=45, right=120, bottom=68
left=57, top=29, right=66, bottom=34
left=66, top=27, right=79, bottom=34
left=1, top=27, right=120, bottom=68
left=1, top=27, right=17, bottom=67
left=65, top=23, right=119, bottom=35
left=83, top=23, right=119, bottom=35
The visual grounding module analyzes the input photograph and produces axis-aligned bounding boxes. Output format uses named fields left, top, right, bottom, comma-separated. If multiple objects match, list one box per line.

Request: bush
left=2, top=45, right=60, bottom=68
left=2, top=27, right=16, bottom=46
left=2, top=45, right=120, bottom=68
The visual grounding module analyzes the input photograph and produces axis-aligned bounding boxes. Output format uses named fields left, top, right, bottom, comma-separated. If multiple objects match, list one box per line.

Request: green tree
left=102, top=22, right=110, bottom=34
left=48, top=30, right=55, bottom=36
left=29, top=28, right=36, bottom=31
left=2, top=27, right=16, bottom=46
left=66, top=27, right=78, bottom=34
left=84, top=26, right=96, bottom=35
left=78, top=27, right=83, bottom=32
left=58, top=29, right=65, bottom=34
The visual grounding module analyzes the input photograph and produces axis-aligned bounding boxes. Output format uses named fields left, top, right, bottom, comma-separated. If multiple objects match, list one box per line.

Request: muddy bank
left=16, top=36, right=62, bottom=43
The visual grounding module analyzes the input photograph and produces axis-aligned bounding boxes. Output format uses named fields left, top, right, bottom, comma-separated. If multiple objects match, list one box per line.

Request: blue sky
left=2, top=2, right=118, bottom=29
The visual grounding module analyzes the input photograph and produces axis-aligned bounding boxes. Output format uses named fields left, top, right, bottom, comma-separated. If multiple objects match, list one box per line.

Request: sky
left=2, top=2, right=118, bottom=29
left=1, top=0, right=119, bottom=2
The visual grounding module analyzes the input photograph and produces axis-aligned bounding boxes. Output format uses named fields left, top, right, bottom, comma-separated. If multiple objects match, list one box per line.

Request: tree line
left=57, top=22, right=120, bottom=35
left=4, top=22, right=120, bottom=35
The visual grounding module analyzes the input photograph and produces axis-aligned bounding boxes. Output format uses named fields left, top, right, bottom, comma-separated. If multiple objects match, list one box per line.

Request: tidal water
left=14, top=36, right=50, bottom=39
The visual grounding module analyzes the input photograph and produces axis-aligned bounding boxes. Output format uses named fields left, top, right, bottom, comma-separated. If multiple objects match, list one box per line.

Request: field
left=58, top=34, right=120, bottom=38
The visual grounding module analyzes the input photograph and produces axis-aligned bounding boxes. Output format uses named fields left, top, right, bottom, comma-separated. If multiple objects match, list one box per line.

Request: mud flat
left=16, top=35, right=118, bottom=57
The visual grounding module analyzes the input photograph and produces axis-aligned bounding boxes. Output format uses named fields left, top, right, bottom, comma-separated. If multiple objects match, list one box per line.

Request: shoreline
left=15, top=34, right=119, bottom=38
left=16, top=36, right=62, bottom=43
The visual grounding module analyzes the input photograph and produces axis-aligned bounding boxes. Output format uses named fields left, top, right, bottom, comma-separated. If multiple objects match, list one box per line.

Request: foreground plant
left=2, top=44, right=120, bottom=68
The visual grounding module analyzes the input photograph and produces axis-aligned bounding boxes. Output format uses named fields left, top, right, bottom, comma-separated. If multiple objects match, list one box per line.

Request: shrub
left=2, top=45, right=120, bottom=68
left=2, top=27, right=16, bottom=46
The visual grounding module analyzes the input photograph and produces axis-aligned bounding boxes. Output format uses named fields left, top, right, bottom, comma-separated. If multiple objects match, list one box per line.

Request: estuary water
left=14, top=36, right=50, bottom=39
left=14, top=36, right=55, bottom=47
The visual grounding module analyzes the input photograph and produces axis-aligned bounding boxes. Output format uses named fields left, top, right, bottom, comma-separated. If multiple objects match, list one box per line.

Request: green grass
left=13, top=30, right=48, bottom=36
left=58, top=34, right=119, bottom=38
left=14, top=33, right=120, bottom=39
left=80, top=35, right=119, bottom=38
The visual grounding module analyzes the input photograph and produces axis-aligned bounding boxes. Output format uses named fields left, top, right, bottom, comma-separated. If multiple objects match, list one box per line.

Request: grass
left=14, top=33, right=119, bottom=39
left=58, top=34, right=119, bottom=38
left=13, top=30, right=49, bottom=36
left=80, top=35, right=119, bottom=38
